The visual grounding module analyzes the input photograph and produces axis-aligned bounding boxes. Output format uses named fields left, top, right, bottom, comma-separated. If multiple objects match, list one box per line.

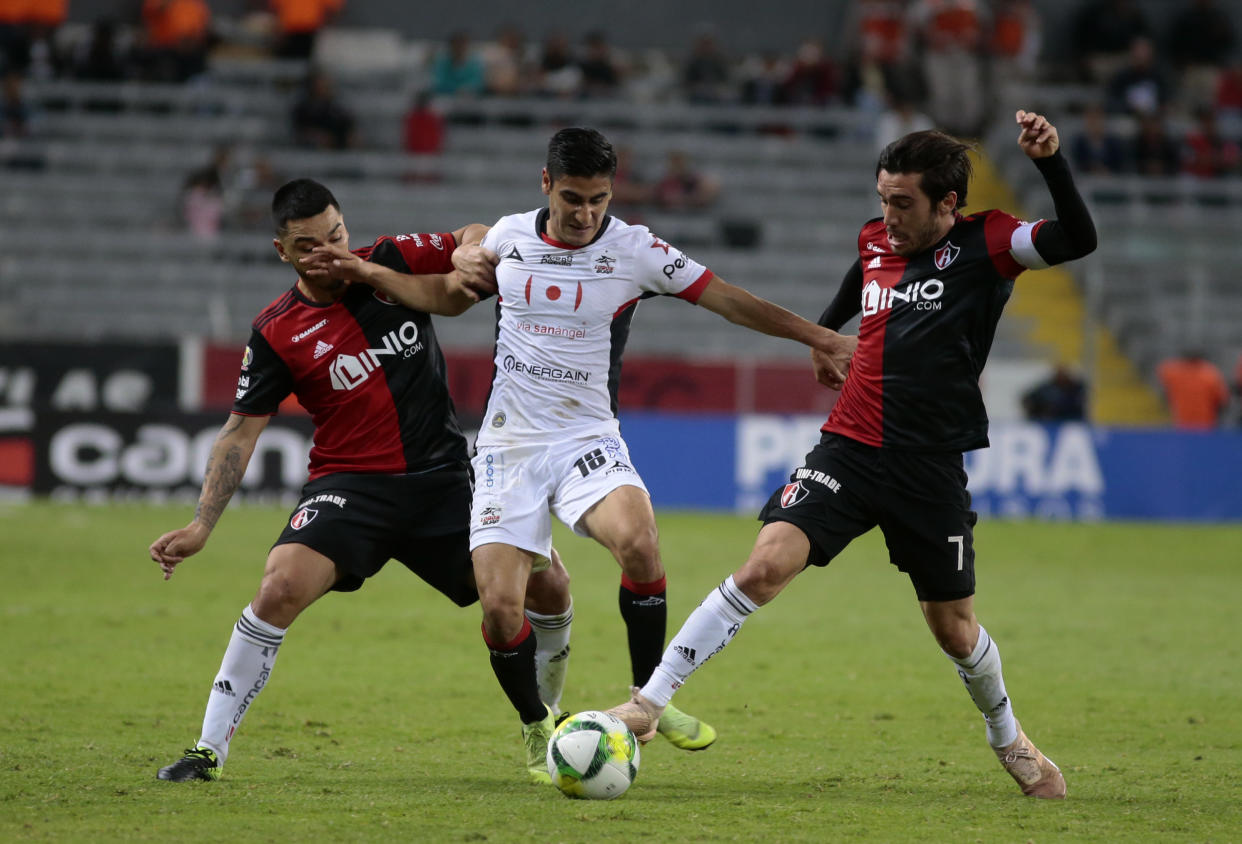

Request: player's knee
left=526, top=560, right=571, bottom=614
left=253, top=572, right=309, bottom=624
left=481, top=601, right=526, bottom=643
left=735, top=555, right=799, bottom=606
left=610, top=527, right=660, bottom=574
left=933, top=626, right=975, bottom=659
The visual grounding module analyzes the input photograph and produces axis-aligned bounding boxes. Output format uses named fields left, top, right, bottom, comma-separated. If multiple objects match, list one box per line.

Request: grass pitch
left=1, top=502, right=1240, bottom=842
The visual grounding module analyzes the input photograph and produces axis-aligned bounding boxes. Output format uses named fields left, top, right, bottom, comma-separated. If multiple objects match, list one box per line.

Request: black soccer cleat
left=157, top=747, right=221, bottom=782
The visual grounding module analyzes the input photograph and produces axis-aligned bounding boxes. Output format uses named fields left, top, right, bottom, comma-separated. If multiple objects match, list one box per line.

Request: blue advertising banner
left=619, top=413, right=1242, bottom=522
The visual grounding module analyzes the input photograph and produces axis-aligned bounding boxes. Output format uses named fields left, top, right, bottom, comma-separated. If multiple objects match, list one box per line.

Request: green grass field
left=2, top=502, right=1240, bottom=842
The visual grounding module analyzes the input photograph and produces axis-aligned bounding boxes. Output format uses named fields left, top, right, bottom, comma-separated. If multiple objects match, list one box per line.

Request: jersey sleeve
left=357, top=232, right=457, bottom=275
left=634, top=232, right=714, bottom=302
left=232, top=329, right=294, bottom=416
left=983, top=209, right=1044, bottom=279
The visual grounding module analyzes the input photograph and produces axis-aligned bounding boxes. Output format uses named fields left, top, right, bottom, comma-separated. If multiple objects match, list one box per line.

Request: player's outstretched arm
left=149, top=413, right=268, bottom=580
left=696, top=276, right=857, bottom=382
left=1014, top=110, right=1098, bottom=263
left=310, top=240, right=494, bottom=316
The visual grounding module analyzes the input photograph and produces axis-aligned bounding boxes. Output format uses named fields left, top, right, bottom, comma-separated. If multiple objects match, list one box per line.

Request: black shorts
left=273, top=465, right=477, bottom=606
left=758, top=433, right=978, bottom=602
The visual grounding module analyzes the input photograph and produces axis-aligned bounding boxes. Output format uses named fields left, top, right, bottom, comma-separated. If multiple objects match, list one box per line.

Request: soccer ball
left=545, top=710, right=640, bottom=800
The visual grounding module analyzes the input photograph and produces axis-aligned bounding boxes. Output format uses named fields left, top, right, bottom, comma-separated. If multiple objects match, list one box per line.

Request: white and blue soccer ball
left=545, top=710, right=640, bottom=800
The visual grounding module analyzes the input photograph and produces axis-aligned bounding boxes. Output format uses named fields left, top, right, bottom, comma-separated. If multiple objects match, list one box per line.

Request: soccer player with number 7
left=610, top=111, right=1098, bottom=799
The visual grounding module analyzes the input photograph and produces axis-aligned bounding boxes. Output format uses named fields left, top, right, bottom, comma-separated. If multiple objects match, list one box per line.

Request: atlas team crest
left=780, top=481, right=809, bottom=508
left=934, top=241, right=960, bottom=270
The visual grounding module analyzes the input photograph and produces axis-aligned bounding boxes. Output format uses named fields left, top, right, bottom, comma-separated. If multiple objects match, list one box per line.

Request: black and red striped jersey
left=824, top=210, right=1046, bottom=452
left=233, top=232, right=468, bottom=480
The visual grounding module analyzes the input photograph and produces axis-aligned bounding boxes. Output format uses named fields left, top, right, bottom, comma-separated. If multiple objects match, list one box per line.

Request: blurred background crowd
left=2, top=0, right=1241, bottom=428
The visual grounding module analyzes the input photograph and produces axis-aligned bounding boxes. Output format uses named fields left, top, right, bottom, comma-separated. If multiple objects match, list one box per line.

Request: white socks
left=642, top=576, right=757, bottom=708
left=946, top=625, right=1018, bottom=749
left=197, top=605, right=286, bottom=763
left=526, top=601, right=573, bottom=715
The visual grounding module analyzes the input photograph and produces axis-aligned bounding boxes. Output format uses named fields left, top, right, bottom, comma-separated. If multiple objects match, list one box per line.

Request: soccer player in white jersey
left=468, top=127, right=856, bottom=783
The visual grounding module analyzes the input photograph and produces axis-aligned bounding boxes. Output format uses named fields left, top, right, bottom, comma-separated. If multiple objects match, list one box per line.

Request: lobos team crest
left=780, top=481, right=809, bottom=508
left=934, top=241, right=960, bottom=270
left=290, top=507, right=317, bottom=529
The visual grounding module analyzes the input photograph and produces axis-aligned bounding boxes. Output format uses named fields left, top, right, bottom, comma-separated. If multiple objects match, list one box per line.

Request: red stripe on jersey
left=540, top=231, right=584, bottom=250
left=676, top=269, right=714, bottom=303
left=363, top=233, right=457, bottom=275
left=822, top=307, right=888, bottom=446
left=574, top=281, right=583, bottom=311
left=523, top=274, right=532, bottom=304
left=982, top=211, right=1025, bottom=278
left=614, top=295, right=641, bottom=319
left=254, top=290, right=296, bottom=330
left=823, top=222, right=893, bottom=446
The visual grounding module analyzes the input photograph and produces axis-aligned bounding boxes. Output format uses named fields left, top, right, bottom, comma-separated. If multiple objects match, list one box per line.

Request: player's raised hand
left=452, top=244, right=500, bottom=299
left=149, top=523, right=210, bottom=580
left=1016, top=110, right=1059, bottom=159
left=310, top=241, right=369, bottom=283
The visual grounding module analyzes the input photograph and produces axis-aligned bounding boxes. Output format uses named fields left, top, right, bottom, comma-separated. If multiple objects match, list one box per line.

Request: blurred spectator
left=137, top=0, right=211, bottom=83
left=738, top=51, right=788, bottom=106
left=270, top=0, right=342, bottom=60
left=989, top=0, right=1042, bottom=102
left=1214, top=57, right=1242, bottom=118
left=291, top=71, right=356, bottom=150
left=536, top=31, right=580, bottom=98
left=654, top=150, right=719, bottom=211
left=909, top=0, right=987, bottom=137
left=0, top=0, right=65, bottom=76
left=1234, top=351, right=1242, bottom=411
left=780, top=37, right=838, bottom=106
left=402, top=90, right=444, bottom=154
left=1072, top=0, right=1150, bottom=84
left=431, top=31, right=485, bottom=97
left=71, top=18, right=127, bottom=81
left=579, top=30, right=621, bottom=99
left=682, top=27, right=732, bottom=104
left=613, top=143, right=655, bottom=208
left=873, top=85, right=934, bottom=153
left=1129, top=113, right=1180, bottom=177
left=181, top=160, right=224, bottom=239
left=1182, top=106, right=1240, bottom=179
left=1070, top=102, right=1125, bottom=175
left=1157, top=350, right=1228, bottom=429
left=1022, top=364, right=1087, bottom=422
left=483, top=24, right=530, bottom=97
left=1167, top=0, right=1235, bottom=111
left=1105, top=37, right=1168, bottom=118
left=842, top=0, right=912, bottom=110
left=1, top=69, right=29, bottom=137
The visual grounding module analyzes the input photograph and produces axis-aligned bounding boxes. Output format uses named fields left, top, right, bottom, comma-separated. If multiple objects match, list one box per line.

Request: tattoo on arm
left=194, top=417, right=248, bottom=529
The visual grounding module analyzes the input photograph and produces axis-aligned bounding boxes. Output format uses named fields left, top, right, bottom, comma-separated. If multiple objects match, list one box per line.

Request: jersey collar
left=535, top=207, right=613, bottom=250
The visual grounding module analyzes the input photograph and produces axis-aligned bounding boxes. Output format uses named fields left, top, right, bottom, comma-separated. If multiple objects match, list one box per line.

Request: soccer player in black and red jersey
left=611, top=111, right=1097, bottom=799
left=150, top=179, right=572, bottom=783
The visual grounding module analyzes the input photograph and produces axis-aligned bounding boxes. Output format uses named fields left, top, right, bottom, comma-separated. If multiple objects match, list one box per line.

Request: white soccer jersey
left=476, top=209, right=713, bottom=446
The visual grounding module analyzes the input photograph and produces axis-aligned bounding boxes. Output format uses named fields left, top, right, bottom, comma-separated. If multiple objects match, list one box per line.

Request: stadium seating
left=7, top=60, right=1240, bottom=389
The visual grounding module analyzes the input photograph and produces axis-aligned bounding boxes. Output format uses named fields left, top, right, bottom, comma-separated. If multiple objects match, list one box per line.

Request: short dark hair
left=876, top=130, right=974, bottom=209
left=546, top=127, right=617, bottom=183
left=271, top=178, right=340, bottom=233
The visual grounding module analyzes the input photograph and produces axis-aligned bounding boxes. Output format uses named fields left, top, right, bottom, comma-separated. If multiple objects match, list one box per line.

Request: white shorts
left=469, top=430, right=648, bottom=564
